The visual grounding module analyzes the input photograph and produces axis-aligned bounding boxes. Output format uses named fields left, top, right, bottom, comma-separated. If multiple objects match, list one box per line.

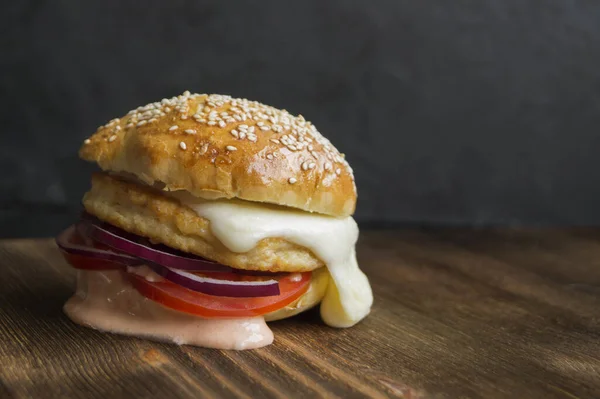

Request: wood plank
left=1, top=231, right=600, bottom=398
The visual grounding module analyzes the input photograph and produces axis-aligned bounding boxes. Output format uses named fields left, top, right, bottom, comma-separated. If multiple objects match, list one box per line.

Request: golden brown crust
left=79, top=92, right=356, bottom=217
left=83, top=173, right=324, bottom=272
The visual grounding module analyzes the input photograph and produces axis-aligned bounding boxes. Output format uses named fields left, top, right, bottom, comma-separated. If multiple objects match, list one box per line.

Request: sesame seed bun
left=79, top=92, right=356, bottom=217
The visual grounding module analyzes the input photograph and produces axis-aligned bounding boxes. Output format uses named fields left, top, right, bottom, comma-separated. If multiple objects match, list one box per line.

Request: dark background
left=2, top=1, right=600, bottom=238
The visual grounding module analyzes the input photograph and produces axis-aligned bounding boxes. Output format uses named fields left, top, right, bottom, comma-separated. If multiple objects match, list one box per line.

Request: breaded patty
left=83, top=173, right=325, bottom=272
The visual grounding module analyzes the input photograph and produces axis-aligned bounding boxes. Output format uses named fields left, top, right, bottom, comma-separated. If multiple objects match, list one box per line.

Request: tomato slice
left=128, top=271, right=311, bottom=318
left=59, top=222, right=312, bottom=317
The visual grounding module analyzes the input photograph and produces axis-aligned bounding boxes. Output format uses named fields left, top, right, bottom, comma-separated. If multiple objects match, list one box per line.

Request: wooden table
left=1, top=229, right=600, bottom=398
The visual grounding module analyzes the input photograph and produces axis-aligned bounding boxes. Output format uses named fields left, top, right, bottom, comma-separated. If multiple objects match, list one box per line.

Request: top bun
left=79, top=92, right=356, bottom=217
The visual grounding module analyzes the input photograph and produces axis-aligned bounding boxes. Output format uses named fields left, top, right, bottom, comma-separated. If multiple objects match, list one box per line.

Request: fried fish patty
left=83, top=173, right=325, bottom=272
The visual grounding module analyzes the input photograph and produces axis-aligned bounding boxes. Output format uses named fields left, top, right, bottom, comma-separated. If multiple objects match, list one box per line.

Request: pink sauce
left=63, top=269, right=273, bottom=350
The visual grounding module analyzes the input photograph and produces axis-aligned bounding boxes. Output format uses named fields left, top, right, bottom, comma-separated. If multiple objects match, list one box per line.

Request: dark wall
left=3, top=1, right=600, bottom=237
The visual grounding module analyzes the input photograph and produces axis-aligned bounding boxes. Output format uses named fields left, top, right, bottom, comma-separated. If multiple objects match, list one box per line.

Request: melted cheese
left=170, top=192, right=373, bottom=328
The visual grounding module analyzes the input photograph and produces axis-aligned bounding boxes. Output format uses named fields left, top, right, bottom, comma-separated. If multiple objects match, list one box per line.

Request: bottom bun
left=265, top=267, right=329, bottom=321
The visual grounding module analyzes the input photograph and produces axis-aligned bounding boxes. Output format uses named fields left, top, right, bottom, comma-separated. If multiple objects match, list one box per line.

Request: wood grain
left=1, top=229, right=600, bottom=398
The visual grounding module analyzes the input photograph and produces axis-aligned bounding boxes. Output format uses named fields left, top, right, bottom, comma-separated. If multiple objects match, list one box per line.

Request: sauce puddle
left=64, top=270, right=273, bottom=350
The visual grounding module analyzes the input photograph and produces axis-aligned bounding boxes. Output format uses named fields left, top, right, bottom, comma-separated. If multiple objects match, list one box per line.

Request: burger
left=56, top=92, right=373, bottom=350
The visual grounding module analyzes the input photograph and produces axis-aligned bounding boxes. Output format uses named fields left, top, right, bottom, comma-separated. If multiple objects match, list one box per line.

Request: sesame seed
left=169, top=125, right=179, bottom=131
left=336, top=168, right=341, bottom=175
left=302, top=161, right=309, bottom=171
left=226, top=145, right=238, bottom=151
left=185, top=129, right=197, bottom=134
left=288, top=177, right=297, bottom=184
left=108, top=135, right=117, bottom=142
left=199, top=143, right=209, bottom=154
left=117, top=92, right=354, bottom=182
left=84, top=139, right=91, bottom=144
left=115, top=126, right=122, bottom=131
left=179, top=142, right=187, bottom=150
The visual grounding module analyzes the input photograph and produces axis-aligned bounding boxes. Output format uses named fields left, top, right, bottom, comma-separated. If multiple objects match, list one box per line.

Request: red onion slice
left=146, top=263, right=281, bottom=297
left=79, top=220, right=235, bottom=272
left=56, top=225, right=142, bottom=266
